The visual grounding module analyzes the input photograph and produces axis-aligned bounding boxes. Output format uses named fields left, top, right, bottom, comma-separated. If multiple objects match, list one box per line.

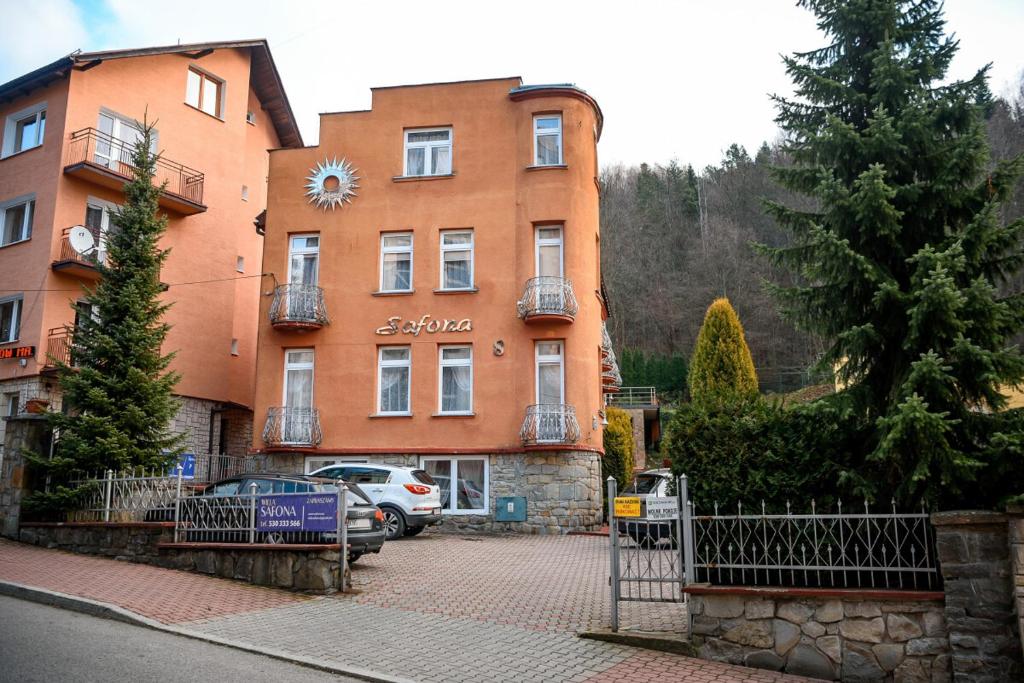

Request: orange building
left=0, top=40, right=301, bottom=456
left=254, top=77, right=617, bottom=532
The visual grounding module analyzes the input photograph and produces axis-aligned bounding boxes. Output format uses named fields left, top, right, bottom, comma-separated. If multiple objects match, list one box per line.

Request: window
left=535, top=225, right=564, bottom=277
left=304, top=456, right=369, bottom=474
left=534, top=115, right=563, bottom=166
left=84, top=198, right=118, bottom=263
left=185, top=68, right=223, bottom=117
left=378, top=346, right=411, bottom=415
left=236, top=256, right=245, bottom=273
left=231, top=339, right=239, bottom=356
left=282, top=349, right=314, bottom=443
left=95, top=112, right=155, bottom=170
left=246, top=110, right=256, bottom=125
left=536, top=341, right=565, bottom=405
left=379, top=233, right=413, bottom=292
left=241, top=185, right=249, bottom=201
left=404, top=128, right=452, bottom=176
left=421, top=456, right=488, bottom=514
left=345, top=467, right=392, bottom=485
left=0, top=296, right=21, bottom=344
left=289, top=235, right=320, bottom=285
left=2, top=102, right=46, bottom=157
left=438, top=346, right=472, bottom=414
left=4, top=392, right=18, bottom=417
left=439, top=230, right=474, bottom=290
left=0, top=196, right=34, bottom=246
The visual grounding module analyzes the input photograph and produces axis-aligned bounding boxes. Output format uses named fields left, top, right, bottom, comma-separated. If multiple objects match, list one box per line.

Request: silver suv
left=312, top=463, right=443, bottom=540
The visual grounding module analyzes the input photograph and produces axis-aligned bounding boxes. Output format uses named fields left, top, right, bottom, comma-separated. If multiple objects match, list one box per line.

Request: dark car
left=616, top=469, right=678, bottom=547
left=178, top=473, right=386, bottom=562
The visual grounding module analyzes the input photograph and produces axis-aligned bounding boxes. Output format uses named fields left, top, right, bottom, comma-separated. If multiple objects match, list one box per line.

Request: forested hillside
left=600, top=79, right=1024, bottom=394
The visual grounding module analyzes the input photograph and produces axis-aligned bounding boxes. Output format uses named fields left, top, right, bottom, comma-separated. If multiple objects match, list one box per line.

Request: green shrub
left=689, top=298, right=758, bottom=407
left=603, top=407, right=635, bottom=488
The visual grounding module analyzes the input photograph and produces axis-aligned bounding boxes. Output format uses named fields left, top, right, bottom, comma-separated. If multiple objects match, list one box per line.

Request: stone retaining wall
left=18, top=522, right=342, bottom=593
left=686, top=587, right=950, bottom=681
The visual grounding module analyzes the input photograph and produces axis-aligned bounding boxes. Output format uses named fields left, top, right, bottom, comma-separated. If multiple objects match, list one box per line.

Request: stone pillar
left=1007, top=505, right=1024, bottom=665
left=0, top=414, right=51, bottom=538
left=932, top=510, right=1023, bottom=681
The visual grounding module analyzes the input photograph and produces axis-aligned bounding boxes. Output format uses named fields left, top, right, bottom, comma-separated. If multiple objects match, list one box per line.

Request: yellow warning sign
left=613, top=496, right=642, bottom=518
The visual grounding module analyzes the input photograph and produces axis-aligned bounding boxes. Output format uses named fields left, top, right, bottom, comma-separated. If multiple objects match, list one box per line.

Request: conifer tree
left=762, top=0, right=1024, bottom=504
left=27, top=121, right=182, bottom=513
left=689, top=298, right=759, bottom=405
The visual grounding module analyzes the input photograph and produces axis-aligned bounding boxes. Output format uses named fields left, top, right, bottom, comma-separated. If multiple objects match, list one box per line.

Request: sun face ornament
left=305, top=157, right=359, bottom=210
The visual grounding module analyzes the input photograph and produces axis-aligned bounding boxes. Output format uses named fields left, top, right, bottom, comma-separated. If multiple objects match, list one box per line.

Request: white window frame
left=419, top=455, right=489, bottom=515
left=533, top=115, right=563, bottom=166
left=379, top=232, right=413, bottom=293
left=288, top=234, right=320, bottom=285
left=282, top=348, right=315, bottom=407
left=95, top=110, right=157, bottom=170
left=4, top=392, right=18, bottom=417
left=304, top=455, right=370, bottom=474
left=438, top=229, right=474, bottom=290
left=185, top=67, right=224, bottom=118
left=535, top=340, right=565, bottom=405
left=2, top=101, right=46, bottom=158
left=84, top=196, right=119, bottom=262
left=535, top=224, right=565, bottom=277
left=403, top=127, right=452, bottom=177
left=0, top=295, right=23, bottom=344
left=0, top=194, right=35, bottom=246
left=438, top=345, right=473, bottom=415
left=377, top=346, right=412, bottom=415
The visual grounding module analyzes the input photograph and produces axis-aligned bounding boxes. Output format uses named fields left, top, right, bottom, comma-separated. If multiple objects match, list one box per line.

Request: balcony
left=519, top=404, right=581, bottom=446
left=262, top=407, right=323, bottom=448
left=606, top=387, right=658, bottom=408
left=43, top=327, right=75, bottom=369
left=269, top=284, right=329, bottom=332
left=516, top=277, right=578, bottom=323
left=63, top=128, right=206, bottom=215
left=52, top=226, right=104, bottom=278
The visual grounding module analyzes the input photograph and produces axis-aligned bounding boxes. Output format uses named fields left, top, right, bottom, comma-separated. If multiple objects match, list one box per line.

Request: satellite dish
left=68, top=226, right=96, bottom=255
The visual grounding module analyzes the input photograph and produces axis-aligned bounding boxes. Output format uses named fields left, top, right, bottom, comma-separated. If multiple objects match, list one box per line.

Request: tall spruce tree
left=762, top=0, right=1024, bottom=505
left=28, top=121, right=181, bottom=513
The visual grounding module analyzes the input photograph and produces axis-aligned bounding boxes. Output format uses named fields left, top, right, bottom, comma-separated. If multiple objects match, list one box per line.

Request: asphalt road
left=0, top=595, right=361, bottom=682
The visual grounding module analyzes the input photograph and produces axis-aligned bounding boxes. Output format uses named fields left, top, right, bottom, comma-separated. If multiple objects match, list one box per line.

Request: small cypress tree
left=603, top=407, right=635, bottom=488
left=26, top=120, right=182, bottom=515
left=688, top=298, right=759, bottom=406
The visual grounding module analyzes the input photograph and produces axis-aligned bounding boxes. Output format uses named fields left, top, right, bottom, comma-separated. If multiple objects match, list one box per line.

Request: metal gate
left=606, top=474, right=694, bottom=632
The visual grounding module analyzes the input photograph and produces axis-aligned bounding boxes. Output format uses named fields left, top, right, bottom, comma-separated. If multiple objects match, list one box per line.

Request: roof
left=0, top=39, right=302, bottom=148
left=509, top=83, right=604, bottom=139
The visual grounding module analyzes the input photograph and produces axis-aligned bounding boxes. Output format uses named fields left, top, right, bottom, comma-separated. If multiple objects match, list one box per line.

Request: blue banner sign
left=257, top=493, right=338, bottom=532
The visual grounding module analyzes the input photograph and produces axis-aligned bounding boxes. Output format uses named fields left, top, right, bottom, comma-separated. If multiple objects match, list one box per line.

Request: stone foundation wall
left=17, top=522, right=341, bottom=592
left=0, top=415, right=50, bottom=538
left=687, top=588, right=950, bottom=681
left=0, top=376, right=58, bottom=449
left=169, top=396, right=253, bottom=458
left=1010, top=507, right=1024, bottom=668
left=264, top=450, right=603, bottom=534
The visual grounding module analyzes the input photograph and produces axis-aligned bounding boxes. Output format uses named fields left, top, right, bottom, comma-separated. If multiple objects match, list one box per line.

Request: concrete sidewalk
left=0, top=538, right=811, bottom=682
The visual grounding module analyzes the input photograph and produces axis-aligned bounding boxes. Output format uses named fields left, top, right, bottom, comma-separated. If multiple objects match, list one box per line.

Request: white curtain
left=380, top=366, right=409, bottom=412
left=443, top=251, right=471, bottom=288
left=442, top=366, right=471, bottom=412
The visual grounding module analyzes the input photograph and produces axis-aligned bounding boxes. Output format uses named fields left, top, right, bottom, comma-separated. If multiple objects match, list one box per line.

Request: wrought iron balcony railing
left=45, top=327, right=75, bottom=368
left=262, top=407, right=323, bottom=447
left=520, top=403, right=581, bottom=446
left=269, top=284, right=329, bottom=330
left=64, top=127, right=205, bottom=208
left=516, top=276, right=579, bottom=322
left=55, top=225, right=105, bottom=268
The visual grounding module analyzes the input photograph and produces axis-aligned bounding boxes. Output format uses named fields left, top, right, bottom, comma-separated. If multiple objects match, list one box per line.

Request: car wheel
left=348, top=552, right=362, bottom=564
left=381, top=508, right=406, bottom=540
left=403, top=526, right=424, bottom=537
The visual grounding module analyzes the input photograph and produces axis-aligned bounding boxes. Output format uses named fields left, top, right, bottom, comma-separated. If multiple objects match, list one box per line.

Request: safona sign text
left=376, top=315, right=472, bottom=336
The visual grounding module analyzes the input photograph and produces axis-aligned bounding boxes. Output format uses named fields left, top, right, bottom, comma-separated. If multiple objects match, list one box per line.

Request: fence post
left=248, top=482, right=258, bottom=544
left=680, top=474, right=695, bottom=587
left=173, top=464, right=183, bottom=543
left=103, top=469, right=113, bottom=522
left=338, top=484, right=348, bottom=593
left=607, top=476, right=619, bottom=632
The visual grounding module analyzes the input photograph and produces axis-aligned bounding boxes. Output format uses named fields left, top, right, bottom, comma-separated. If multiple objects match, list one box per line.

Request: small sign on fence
left=645, top=497, right=679, bottom=520
left=257, top=494, right=338, bottom=532
left=613, top=496, right=641, bottom=518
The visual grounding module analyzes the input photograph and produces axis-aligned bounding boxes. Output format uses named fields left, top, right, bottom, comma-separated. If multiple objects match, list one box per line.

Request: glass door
left=95, top=113, right=156, bottom=171
left=287, top=235, right=320, bottom=319
left=283, top=349, right=314, bottom=444
left=535, top=225, right=565, bottom=312
left=535, top=341, right=565, bottom=443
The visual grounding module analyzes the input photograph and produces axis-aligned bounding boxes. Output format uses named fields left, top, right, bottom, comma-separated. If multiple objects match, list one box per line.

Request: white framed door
left=287, top=234, right=320, bottom=319
left=282, top=349, right=314, bottom=444
left=94, top=111, right=156, bottom=170
left=84, top=197, right=117, bottom=263
left=535, top=341, right=566, bottom=443
left=535, top=225, right=565, bottom=312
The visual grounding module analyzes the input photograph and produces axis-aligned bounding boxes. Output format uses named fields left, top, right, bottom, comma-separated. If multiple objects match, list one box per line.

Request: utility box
left=494, top=496, right=527, bottom=523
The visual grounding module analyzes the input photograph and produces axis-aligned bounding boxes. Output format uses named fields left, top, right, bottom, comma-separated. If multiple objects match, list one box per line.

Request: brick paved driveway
left=0, top=535, right=814, bottom=682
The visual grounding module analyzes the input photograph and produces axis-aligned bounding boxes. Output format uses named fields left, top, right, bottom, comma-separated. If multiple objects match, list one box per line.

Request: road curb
left=0, top=581, right=416, bottom=683
left=579, top=628, right=698, bottom=657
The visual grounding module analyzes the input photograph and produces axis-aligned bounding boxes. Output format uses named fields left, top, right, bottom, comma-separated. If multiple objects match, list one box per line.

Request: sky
left=1, top=0, right=1022, bottom=170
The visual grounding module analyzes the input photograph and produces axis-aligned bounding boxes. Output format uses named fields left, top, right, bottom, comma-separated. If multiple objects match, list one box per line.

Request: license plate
left=347, top=519, right=371, bottom=530
left=432, top=507, right=441, bottom=515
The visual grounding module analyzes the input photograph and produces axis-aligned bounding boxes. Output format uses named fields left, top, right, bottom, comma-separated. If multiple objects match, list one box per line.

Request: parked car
left=177, top=473, right=386, bottom=562
left=617, top=468, right=677, bottom=546
left=311, top=464, right=442, bottom=540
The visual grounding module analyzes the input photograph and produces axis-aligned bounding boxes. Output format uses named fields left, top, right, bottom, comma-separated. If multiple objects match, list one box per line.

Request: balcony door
left=535, top=341, right=566, bottom=443
left=535, top=225, right=565, bottom=313
left=94, top=112, right=156, bottom=172
left=84, top=199, right=117, bottom=264
left=282, top=349, right=314, bottom=444
left=287, top=235, right=320, bottom=320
